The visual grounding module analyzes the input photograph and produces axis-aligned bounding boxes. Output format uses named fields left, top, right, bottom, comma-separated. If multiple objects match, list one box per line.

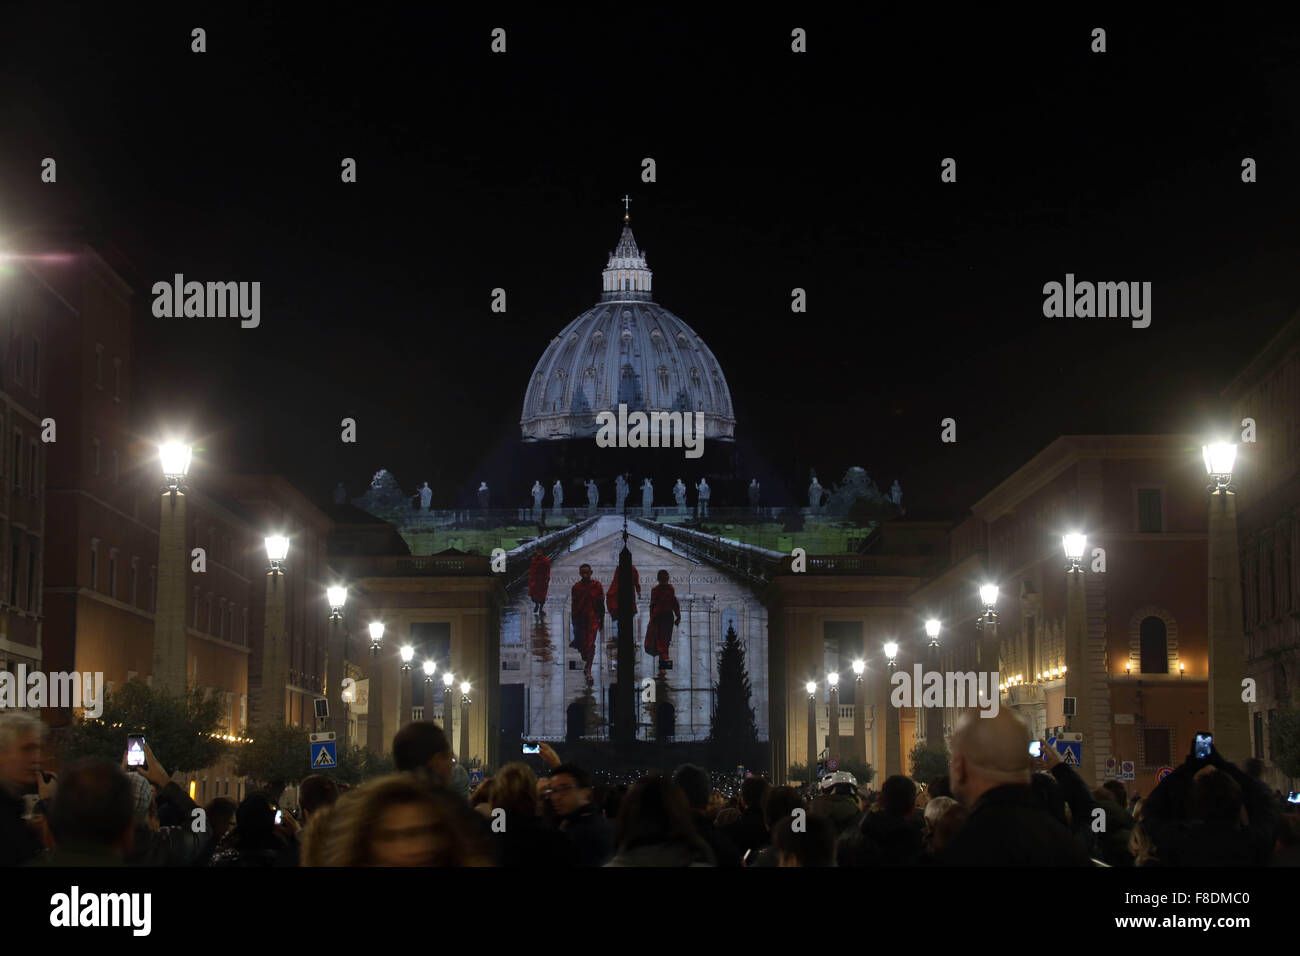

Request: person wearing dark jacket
left=720, top=776, right=770, bottom=858
left=547, top=763, right=614, bottom=865
left=491, top=763, right=575, bottom=867
left=1140, top=740, right=1279, bottom=867
left=209, top=793, right=290, bottom=867
left=0, top=713, right=49, bottom=866
left=940, top=708, right=1091, bottom=866
left=123, top=738, right=207, bottom=866
left=25, top=758, right=135, bottom=867
left=605, top=774, right=714, bottom=867
left=673, top=763, right=741, bottom=866
left=841, top=775, right=924, bottom=866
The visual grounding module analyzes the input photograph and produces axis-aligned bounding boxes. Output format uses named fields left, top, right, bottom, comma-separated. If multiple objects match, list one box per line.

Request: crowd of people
left=2, top=707, right=1296, bottom=867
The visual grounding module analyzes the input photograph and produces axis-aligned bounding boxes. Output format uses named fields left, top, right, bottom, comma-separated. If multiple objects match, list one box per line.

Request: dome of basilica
left=520, top=219, right=736, bottom=442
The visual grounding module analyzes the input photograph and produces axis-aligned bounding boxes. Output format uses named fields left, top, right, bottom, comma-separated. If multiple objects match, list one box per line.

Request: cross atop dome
left=622, top=193, right=631, bottom=223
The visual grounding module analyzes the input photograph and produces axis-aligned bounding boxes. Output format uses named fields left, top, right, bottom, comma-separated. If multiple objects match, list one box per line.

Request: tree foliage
left=234, top=721, right=311, bottom=795
left=60, top=679, right=226, bottom=773
left=908, top=740, right=950, bottom=784
left=709, top=624, right=758, bottom=767
left=334, top=744, right=396, bottom=785
left=1269, top=701, right=1300, bottom=783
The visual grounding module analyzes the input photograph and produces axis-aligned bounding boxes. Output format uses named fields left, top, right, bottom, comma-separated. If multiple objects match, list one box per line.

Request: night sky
left=3, top=6, right=1298, bottom=515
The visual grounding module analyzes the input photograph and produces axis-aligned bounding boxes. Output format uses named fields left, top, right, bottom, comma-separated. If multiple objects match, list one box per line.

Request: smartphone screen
left=274, top=809, right=283, bottom=825
left=1028, top=741, right=1042, bottom=758
left=522, top=742, right=540, bottom=755
left=127, top=735, right=147, bottom=768
left=1288, top=792, right=1300, bottom=804
left=1195, top=733, right=1212, bottom=759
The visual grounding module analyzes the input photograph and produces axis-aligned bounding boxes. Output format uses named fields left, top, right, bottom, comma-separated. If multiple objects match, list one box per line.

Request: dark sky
left=3, top=5, right=1298, bottom=515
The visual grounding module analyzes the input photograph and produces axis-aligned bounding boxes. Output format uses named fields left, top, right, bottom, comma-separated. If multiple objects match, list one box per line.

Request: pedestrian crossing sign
left=309, top=732, right=337, bottom=770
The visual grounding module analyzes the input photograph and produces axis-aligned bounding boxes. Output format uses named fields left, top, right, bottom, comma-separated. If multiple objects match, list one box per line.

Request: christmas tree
left=709, top=624, right=758, bottom=766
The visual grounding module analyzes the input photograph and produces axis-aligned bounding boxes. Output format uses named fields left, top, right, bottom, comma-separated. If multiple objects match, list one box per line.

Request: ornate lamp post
left=326, top=585, right=349, bottom=749
left=257, top=535, right=290, bottom=726
left=421, top=658, right=436, bottom=724
left=975, top=584, right=999, bottom=693
left=924, top=619, right=942, bottom=749
left=1203, top=440, right=1249, bottom=760
left=1062, top=533, right=1091, bottom=771
left=152, top=442, right=193, bottom=694
left=883, top=641, right=900, bottom=775
left=365, top=621, right=385, bottom=752
left=806, top=680, right=818, bottom=791
left=442, top=671, right=455, bottom=746
left=827, top=671, right=841, bottom=766
left=459, top=680, right=472, bottom=767
left=852, top=659, right=866, bottom=765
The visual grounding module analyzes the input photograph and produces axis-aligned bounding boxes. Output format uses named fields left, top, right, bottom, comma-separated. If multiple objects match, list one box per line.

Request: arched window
left=1139, top=616, right=1168, bottom=673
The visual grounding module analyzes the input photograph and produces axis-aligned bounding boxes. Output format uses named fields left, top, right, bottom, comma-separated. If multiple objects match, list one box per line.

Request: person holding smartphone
left=1139, top=733, right=1280, bottom=866
left=121, top=737, right=207, bottom=867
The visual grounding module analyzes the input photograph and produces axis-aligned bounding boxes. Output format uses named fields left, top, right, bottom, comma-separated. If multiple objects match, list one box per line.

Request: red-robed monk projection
left=606, top=562, right=640, bottom=619
left=644, top=569, right=681, bottom=674
left=528, top=551, right=551, bottom=613
left=569, top=563, right=605, bottom=681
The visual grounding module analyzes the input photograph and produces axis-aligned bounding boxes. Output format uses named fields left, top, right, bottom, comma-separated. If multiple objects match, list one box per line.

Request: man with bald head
left=940, top=707, right=1090, bottom=866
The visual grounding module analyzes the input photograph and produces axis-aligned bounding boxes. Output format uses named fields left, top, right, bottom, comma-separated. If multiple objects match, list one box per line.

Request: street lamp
left=805, top=680, right=818, bottom=791
left=805, top=680, right=817, bottom=695
left=827, top=671, right=839, bottom=688
left=422, top=658, right=435, bottom=681
left=826, top=671, right=840, bottom=765
left=400, top=645, right=414, bottom=672
left=159, top=442, right=192, bottom=495
left=851, top=659, right=866, bottom=766
left=265, top=535, right=289, bottom=574
left=368, top=621, right=384, bottom=656
left=978, top=584, right=999, bottom=614
left=883, top=641, right=899, bottom=667
left=925, top=618, right=941, bottom=647
left=443, top=671, right=455, bottom=689
left=1062, top=533, right=1087, bottom=571
left=327, top=585, right=347, bottom=620
left=460, top=680, right=471, bottom=700
left=1202, top=441, right=1237, bottom=493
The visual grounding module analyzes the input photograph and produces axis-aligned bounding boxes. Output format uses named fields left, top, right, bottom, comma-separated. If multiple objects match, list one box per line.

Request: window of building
left=1141, top=726, right=1173, bottom=769
left=9, top=538, right=19, bottom=606
left=108, top=549, right=118, bottom=600
left=130, top=557, right=139, bottom=607
left=26, top=548, right=35, bottom=611
left=89, top=538, right=99, bottom=591
left=95, top=343, right=103, bottom=389
left=1137, top=488, right=1163, bottom=533
left=113, top=357, right=121, bottom=402
left=13, top=333, right=22, bottom=383
left=1139, top=616, right=1168, bottom=673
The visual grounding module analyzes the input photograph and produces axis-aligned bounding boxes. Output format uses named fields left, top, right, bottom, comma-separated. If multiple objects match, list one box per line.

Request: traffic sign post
left=827, top=758, right=839, bottom=772
left=1156, top=766, right=1174, bottom=783
left=1047, top=733, right=1082, bottom=768
left=1105, top=757, right=1117, bottom=778
left=310, top=731, right=337, bottom=770
left=1120, top=760, right=1135, bottom=781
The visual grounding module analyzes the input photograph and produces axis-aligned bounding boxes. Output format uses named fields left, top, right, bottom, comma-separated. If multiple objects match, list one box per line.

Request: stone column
left=259, top=569, right=287, bottom=726
left=152, top=491, right=189, bottom=694
left=460, top=694, right=471, bottom=764
left=806, top=687, right=818, bottom=788
left=925, top=642, right=942, bottom=750
left=1209, top=489, right=1250, bottom=761
left=828, top=680, right=840, bottom=765
left=1064, top=567, right=1092, bottom=778
left=885, top=663, right=901, bottom=776
left=327, top=615, right=349, bottom=751
left=366, top=649, right=384, bottom=753
left=853, top=674, right=866, bottom=763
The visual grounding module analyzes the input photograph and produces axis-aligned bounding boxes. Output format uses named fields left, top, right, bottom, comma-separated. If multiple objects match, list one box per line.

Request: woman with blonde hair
left=323, top=774, right=492, bottom=866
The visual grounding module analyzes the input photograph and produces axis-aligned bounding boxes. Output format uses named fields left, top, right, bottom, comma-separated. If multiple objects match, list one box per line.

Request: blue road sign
left=827, top=758, right=839, bottom=772
left=310, top=739, right=337, bottom=770
left=1048, top=736, right=1083, bottom=767
left=469, top=769, right=484, bottom=787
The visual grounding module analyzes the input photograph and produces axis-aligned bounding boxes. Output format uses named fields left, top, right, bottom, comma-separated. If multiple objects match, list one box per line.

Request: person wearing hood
left=812, top=771, right=866, bottom=839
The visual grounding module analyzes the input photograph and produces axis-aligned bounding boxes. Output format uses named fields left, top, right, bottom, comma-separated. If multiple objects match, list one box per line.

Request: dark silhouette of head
left=47, top=758, right=134, bottom=853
